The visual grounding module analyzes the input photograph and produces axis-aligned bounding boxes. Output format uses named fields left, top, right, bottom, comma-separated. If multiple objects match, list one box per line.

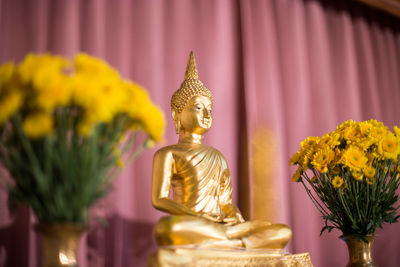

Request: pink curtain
left=0, top=0, right=399, bottom=266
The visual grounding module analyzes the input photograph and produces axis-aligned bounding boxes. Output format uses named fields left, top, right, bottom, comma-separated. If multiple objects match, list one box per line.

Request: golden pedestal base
left=148, top=247, right=313, bottom=267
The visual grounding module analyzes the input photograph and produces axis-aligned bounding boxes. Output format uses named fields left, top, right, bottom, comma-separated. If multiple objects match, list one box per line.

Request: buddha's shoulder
left=203, top=145, right=226, bottom=157
left=154, top=144, right=226, bottom=158
left=154, top=145, right=176, bottom=156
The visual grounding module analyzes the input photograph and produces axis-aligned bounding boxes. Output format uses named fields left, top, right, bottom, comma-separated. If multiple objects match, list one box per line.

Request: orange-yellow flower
left=289, top=151, right=301, bottom=166
left=330, top=165, right=341, bottom=175
left=332, top=176, right=344, bottom=188
left=301, top=136, right=320, bottom=149
left=369, top=127, right=387, bottom=140
left=116, top=159, right=124, bottom=168
left=345, top=128, right=360, bottom=141
left=342, top=146, right=368, bottom=171
left=352, top=170, right=364, bottom=181
left=312, top=149, right=335, bottom=173
left=394, top=126, right=400, bottom=137
left=378, top=135, right=399, bottom=160
left=22, top=113, right=53, bottom=138
left=0, top=61, right=15, bottom=85
left=363, top=166, right=376, bottom=178
left=0, top=90, right=23, bottom=125
left=292, top=166, right=302, bottom=182
left=319, top=133, right=340, bottom=149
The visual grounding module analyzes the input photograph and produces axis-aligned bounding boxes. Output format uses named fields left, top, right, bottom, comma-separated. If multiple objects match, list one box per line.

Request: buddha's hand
left=221, top=204, right=245, bottom=225
left=223, top=213, right=245, bottom=225
left=200, top=213, right=223, bottom=223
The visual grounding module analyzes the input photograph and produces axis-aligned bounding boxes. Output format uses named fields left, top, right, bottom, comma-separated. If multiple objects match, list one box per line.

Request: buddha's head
left=171, top=52, right=213, bottom=135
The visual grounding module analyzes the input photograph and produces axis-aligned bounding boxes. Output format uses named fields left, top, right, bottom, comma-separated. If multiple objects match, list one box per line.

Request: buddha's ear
left=171, top=110, right=180, bottom=134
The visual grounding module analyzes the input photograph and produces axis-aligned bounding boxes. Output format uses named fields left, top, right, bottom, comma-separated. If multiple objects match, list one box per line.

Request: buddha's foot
left=241, top=224, right=292, bottom=249
left=192, top=239, right=245, bottom=249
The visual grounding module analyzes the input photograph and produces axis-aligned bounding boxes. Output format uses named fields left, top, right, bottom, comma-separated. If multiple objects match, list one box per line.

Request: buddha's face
left=175, top=96, right=213, bottom=135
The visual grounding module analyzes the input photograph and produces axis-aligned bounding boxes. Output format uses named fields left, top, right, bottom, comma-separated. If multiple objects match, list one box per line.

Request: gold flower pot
left=35, top=224, right=84, bottom=267
left=340, top=235, right=377, bottom=267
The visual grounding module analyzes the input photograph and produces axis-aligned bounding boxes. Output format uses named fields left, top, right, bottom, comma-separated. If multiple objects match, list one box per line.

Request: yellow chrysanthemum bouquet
left=0, top=53, right=165, bottom=224
left=290, top=119, right=400, bottom=240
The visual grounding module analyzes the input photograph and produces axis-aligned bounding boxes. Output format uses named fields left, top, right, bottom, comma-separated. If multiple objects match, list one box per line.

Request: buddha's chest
left=171, top=147, right=226, bottom=196
left=173, top=147, right=224, bottom=177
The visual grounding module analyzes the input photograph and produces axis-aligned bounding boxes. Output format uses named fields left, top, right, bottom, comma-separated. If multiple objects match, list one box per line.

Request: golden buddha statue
left=151, top=52, right=292, bottom=250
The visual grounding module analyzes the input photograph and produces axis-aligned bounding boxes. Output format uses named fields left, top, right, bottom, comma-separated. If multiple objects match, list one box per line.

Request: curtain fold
left=0, top=0, right=399, bottom=266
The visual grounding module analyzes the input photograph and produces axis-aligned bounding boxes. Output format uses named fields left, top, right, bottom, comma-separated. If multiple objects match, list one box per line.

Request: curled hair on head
left=170, top=52, right=213, bottom=113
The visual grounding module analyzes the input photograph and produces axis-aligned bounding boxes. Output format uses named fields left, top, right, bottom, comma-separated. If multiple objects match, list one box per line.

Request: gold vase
left=340, top=235, right=377, bottom=267
left=35, top=224, right=84, bottom=267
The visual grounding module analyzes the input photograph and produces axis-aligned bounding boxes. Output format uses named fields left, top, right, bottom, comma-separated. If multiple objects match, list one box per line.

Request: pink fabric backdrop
left=0, top=0, right=399, bottom=266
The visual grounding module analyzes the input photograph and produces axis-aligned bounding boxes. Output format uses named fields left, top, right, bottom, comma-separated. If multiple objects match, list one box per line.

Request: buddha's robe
left=153, top=144, right=291, bottom=249
left=170, top=145, right=239, bottom=221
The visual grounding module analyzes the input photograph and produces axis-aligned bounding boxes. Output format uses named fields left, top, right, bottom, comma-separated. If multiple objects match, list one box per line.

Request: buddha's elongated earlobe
left=172, top=109, right=180, bottom=134
left=175, top=120, right=181, bottom=134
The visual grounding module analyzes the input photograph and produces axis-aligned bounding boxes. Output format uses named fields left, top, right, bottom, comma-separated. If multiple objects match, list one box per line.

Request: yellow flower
left=34, top=73, right=71, bottom=111
left=359, top=121, right=373, bottom=135
left=292, top=166, right=302, bottom=182
left=77, top=120, right=94, bottom=137
left=312, top=149, right=335, bottom=173
left=369, top=126, right=388, bottom=141
left=301, top=150, right=313, bottom=170
left=378, top=134, right=399, bottom=160
left=116, top=159, right=124, bottom=168
left=318, top=166, right=328, bottom=174
left=368, top=119, right=385, bottom=128
left=22, top=113, right=53, bottom=138
left=2, top=53, right=165, bottom=143
left=301, top=136, right=320, bottom=151
left=121, top=81, right=165, bottom=141
left=319, top=133, right=340, bottom=149
left=342, top=146, right=368, bottom=171
left=289, top=151, right=301, bottom=166
left=363, top=166, right=376, bottom=178
left=0, top=62, right=15, bottom=87
left=296, top=137, right=320, bottom=170
left=73, top=76, right=128, bottom=125
left=357, top=136, right=376, bottom=151
left=352, top=170, right=363, bottom=181
left=336, top=120, right=355, bottom=133
left=18, top=53, right=69, bottom=84
left=394, top=126, right=400, bottom=137
left=141, top=103, right=165, bottom=142
left=330, top=165, right=341, bottom=175
left=343, top=125, right=361, bottom=142
left=0, top=90, right=23, bottom=125
left=366, top=176, right=374, bottom=185
left=74, top=53, right=120, bottom=80
left=332, top=176, right=344, bottom=188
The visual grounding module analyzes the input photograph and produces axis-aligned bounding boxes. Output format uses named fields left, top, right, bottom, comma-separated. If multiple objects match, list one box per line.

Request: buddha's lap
left=154, top=215, right=291, bottom=247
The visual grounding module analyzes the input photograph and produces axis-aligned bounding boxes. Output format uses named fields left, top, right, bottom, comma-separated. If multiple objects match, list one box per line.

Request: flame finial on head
left=171, top=51, right=214, bottom=113
left=184, top=51, right=199, bottom=80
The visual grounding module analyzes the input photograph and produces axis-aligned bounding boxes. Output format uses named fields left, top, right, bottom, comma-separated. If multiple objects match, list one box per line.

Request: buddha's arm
left=151, top=149, right=197, bottom=216
left=219, top=169, right=244, bottom=225
left=222, top=204, right=244, bottom=223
